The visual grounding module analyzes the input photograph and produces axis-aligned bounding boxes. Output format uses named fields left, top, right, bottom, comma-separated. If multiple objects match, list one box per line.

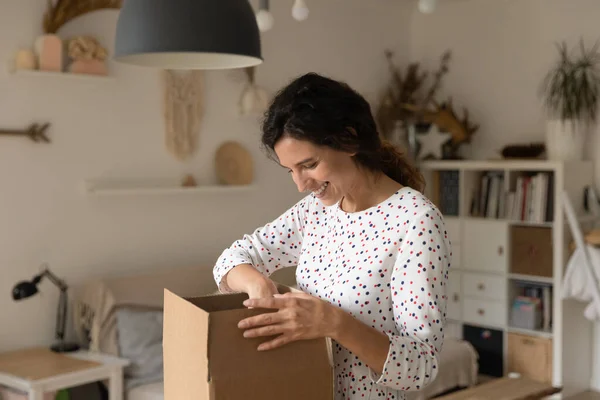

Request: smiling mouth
left=313, top=182, right=329, bottom=197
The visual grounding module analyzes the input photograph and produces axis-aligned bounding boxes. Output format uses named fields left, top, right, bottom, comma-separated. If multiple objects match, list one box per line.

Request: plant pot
left=545, top=119, right=587, bottom=161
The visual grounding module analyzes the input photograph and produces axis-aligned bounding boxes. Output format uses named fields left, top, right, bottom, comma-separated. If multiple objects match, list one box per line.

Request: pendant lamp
left=114, top=0, right=262, bottom=70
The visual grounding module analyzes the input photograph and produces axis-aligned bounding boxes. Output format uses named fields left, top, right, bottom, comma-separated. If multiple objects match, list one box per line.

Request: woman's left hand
left=238, top=292, right=340, bottom=351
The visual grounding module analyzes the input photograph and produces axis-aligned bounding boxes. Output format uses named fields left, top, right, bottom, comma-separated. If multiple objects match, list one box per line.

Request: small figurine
left=67, top=36, right=108, bottom=76
left=14, top=48, right=37, bottom=71
left=34, top=34, right=63, bottom=72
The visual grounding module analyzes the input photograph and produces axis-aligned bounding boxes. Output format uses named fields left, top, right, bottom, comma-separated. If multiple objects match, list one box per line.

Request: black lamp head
left=114, top=0, right=263, bottom=70
left=12, top=280, right=39, bottom=300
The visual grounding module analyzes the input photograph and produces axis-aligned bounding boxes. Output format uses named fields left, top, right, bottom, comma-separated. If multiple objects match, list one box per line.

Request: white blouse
left=214, top=187, right=452, bottom=400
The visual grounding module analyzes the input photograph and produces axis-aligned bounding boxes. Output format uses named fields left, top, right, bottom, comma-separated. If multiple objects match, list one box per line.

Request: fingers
left=273, top=292, right=310, bottom=299
left=257, top=334, right=292, bottom=351
left=238, top=310, right=281, bottom=329
left=243, top=323, right=285, bottom=339
left=243, top=296, right=286, bottom=310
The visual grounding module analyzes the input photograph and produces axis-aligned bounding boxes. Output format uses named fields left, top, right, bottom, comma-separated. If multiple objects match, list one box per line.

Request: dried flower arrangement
left=376, top=49, right=479, bottom=159
left=43, top=0, right=123, bottom=34
left=375, top=49, right=451, bottom=138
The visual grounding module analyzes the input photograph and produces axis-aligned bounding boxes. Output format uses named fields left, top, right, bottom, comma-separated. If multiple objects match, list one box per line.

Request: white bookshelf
left=419, top=159, right=595, bottom=398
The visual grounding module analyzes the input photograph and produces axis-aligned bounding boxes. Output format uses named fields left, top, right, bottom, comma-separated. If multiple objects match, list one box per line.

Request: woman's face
left=274, top=136, right=357, bottom=206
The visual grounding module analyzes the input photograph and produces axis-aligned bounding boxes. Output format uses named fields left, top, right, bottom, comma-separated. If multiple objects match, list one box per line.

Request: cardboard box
left=163, top=285, right=333, bottom=399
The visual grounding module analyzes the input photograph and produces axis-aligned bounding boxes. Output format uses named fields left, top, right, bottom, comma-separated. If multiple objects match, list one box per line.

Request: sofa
left=71, top=265, right=477, bottom=400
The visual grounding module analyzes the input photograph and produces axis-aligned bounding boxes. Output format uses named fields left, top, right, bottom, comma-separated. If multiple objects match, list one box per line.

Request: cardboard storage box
left=163, top=285, right=333, bottom=400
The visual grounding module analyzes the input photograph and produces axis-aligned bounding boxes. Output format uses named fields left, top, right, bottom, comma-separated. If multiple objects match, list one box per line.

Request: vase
left=545, top=119, right=587, bottom=161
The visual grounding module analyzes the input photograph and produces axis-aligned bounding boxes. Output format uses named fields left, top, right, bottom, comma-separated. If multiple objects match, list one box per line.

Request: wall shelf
left=82, top=179, right=256, bottom=196
left=10, top=69, right=115, bottom=81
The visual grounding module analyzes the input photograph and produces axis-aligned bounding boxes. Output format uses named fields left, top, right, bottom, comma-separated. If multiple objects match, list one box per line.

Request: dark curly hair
left=261, top=72, right=425, bottom=192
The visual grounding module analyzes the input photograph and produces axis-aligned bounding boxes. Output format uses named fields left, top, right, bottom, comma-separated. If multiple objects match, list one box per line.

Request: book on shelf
left=469, top=171, right=554, bottom=223
left=439, top=170, right=459, bottom=216
left=512, top=281, right=552, bottom=331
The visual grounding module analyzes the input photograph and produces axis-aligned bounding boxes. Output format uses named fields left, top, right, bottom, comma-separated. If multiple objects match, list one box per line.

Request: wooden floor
left=567, top=391, right=600, bottom=400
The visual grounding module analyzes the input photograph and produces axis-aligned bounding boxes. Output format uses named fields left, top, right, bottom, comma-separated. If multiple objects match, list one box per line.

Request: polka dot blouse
left=214, top=187, right=452, bottom=400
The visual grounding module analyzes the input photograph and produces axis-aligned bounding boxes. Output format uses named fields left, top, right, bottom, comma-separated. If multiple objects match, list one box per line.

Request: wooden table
left=0, top=347, right=129, bottom=400
left=434, top=377, right=561, bottom=400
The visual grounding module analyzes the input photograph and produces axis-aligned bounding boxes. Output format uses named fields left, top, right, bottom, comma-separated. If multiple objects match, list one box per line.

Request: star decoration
left=416, top=124, right=452, bottom=160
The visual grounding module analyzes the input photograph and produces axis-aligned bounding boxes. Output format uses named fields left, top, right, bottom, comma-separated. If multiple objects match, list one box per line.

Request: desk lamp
left=12, top=264, right=80, bottom=353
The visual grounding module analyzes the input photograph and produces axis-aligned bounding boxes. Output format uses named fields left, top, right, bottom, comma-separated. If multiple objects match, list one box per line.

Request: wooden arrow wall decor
left=0, top=123, right=51, bottom=143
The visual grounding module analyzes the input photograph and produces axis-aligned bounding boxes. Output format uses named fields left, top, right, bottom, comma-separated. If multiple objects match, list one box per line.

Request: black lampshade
left=12, top=281, right=38, bottom=300
left=113, top=0, right=263, bottom=70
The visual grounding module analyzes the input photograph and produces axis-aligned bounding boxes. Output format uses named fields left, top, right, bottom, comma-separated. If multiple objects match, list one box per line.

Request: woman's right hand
left=225, top=263, right=279, bottom=299
left=247, top=278, right=279, bottom=299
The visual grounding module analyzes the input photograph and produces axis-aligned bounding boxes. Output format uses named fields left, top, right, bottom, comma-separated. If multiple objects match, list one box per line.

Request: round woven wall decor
left=214, top=141, right=254, bottom=185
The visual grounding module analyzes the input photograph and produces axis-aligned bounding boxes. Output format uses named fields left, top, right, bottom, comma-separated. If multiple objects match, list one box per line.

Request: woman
left=213, top=72, right=451, bottom=400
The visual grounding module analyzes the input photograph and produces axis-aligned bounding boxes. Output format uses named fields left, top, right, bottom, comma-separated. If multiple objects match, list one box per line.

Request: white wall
left=408, top=0, right=600, bottom=390
left=0, top=0, right=412, bottom=352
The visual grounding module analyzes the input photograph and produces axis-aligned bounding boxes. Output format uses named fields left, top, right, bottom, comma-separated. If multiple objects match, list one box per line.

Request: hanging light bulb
left=291, top=0, right=309, bottom=21
left=256, top=0, right=274, bottom=32
left=418, top=0, right=437, bottom=14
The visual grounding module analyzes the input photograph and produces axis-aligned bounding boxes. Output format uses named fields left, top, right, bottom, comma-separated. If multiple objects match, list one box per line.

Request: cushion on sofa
left=115, top=307, right=164, bottom=390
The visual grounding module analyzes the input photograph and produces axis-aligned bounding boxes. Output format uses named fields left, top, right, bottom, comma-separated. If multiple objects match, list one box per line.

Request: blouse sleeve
left=213, top=195, right=313, bottom=293
left=369, top=205, right=452, bottom=392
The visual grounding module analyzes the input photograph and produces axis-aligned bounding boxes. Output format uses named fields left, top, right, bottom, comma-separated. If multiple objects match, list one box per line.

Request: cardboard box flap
left=186, top=292, right=248, bottom=312
left=208, top=308, right=332, bottom=380
left=163, top=289, right=210, bottom=398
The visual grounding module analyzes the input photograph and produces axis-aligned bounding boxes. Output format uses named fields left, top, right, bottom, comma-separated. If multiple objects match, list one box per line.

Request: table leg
left=108, top=368, right=123, bottom=400
left=29, top=389, right=44, bottom=400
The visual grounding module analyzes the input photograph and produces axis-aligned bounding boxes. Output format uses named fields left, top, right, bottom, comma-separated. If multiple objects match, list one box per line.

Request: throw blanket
left=562, top=244, right=600, bottom=321
left=72, top=266, right=217, bottom=356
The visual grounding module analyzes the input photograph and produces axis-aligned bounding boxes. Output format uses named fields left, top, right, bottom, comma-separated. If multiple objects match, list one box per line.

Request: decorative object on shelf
left=42, top=0, right=123, bottom=34
left=389, top=120, right=418, bottom=161
left=34, top=34, right=63, bottom=72
left=67, top=36, right=108, bottom=76
left=10, top=0, right=120, bottom=77
left=162, top=70, right=204, bottom=161
left=540, top=39, right=600, bottom=161
left=239, top=67, right=269, bottom=116
left=12, top=263, right=80, bottom=353
left=181, top=174, right=197, bottom=187
left=14, top=48, right=37, bottom=71
left=403, top=97, right=479, bottom=158
left=501, top=143, right=546, bottom=159
left=376, top=49, right=479, bottom=159
left=415, top=123, right=452, bottom=160
left=114, top=0, right=261, bottom=70
left=291, top=0, right=310, bottom=21
left=215, top=141, right=254, bottom=185
left=0, top=123, right=51, bottom=143
left=375, top=49, right=451, bottom=140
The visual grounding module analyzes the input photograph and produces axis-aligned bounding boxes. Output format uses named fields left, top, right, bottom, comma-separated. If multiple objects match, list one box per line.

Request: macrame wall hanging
left=162, top=70, right=204, bottom=161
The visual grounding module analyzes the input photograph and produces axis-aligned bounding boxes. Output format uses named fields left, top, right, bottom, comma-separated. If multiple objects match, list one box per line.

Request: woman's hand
left=238, top=292, right=340, bottom=351
left=224, top=264, right=279, bottom=299
left=246, top=278, right=279, bottom=300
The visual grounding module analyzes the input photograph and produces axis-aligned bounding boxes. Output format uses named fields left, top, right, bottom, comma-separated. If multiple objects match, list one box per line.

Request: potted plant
left=540, top=39, right=600, bottom=160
